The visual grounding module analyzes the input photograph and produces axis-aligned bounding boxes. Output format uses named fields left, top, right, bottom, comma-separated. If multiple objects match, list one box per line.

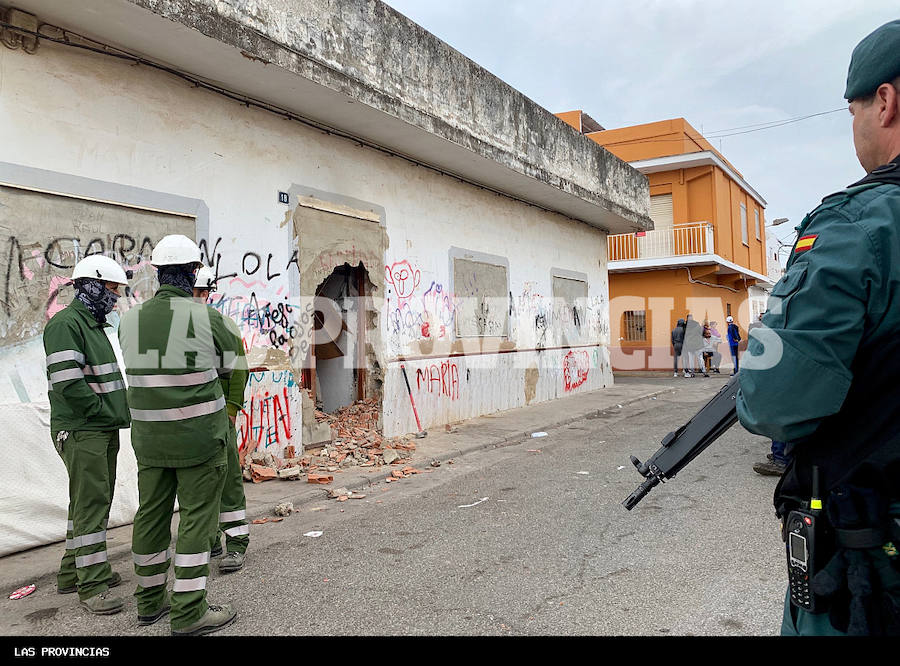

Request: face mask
left=74, top=279, right=120, bottom=323
left=157, top=265, right=197, bottom=295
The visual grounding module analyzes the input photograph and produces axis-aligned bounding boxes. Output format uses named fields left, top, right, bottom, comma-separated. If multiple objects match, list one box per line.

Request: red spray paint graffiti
left=563, top=350, right=590, bottom=392
left=238, top=386, right=292, bottom=453
left=416, top=361, right=460, bottom=400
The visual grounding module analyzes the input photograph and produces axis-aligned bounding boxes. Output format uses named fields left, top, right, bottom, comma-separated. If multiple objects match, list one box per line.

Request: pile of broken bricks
left=241, top=399, right=421, bottom=486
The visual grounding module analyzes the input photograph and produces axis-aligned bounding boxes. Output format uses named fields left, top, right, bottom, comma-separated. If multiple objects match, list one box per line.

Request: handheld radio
left=784, top=466, right=830, bottom=613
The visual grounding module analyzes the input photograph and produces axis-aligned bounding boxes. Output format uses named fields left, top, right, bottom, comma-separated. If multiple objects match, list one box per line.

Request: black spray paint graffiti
left=199, top=237, right=301, bottom=285
left=2, top=233, right=158, bottom=320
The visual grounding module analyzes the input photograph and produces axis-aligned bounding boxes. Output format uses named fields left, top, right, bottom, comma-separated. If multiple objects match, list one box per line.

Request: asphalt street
left=2, top=376, right=786, bottom=636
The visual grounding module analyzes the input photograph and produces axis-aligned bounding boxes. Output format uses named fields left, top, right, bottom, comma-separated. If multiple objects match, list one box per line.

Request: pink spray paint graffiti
left=563, top=350, right=590, bottom=392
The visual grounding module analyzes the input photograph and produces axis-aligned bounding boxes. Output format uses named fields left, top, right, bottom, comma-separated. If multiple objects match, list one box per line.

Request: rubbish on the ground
left=9, top=584, right=36, bottom=600
left=617, top=466, right=626, bottom=471
left=458, top=497, right=489, bottom=508
left=577, top=471, right=590, bottom=475
left=274, top=502, right=294, bottom=517
left=430, top=459, right=441, bottom=467
left=304, top=531, right=324, bottom=538
left=531, top=432, right=548, bottom=438
left=250, top=464, right=277, bottom=483
left=617, top=404, right=623, bottom=408
left=307, top=473, right=334, bottom=484
left=252, top=517, right=284, bottom=524
left=526, top=449, right=541, bottom=453
left=310, top=507, right=324, bottom=512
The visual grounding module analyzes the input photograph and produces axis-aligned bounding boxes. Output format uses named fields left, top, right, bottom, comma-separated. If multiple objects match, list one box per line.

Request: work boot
left=219, top=551, right=245, bottom=574
left=59, top=571, right=121, bottom=595
left=210, top=541, right=223, bottom=558
left=80, top=590, right=125, bottom=615
left=171, top=604, right=237, bottom=636
left=753, top=460, right=787, bottom=477
left=766, top=453, right=775, bottom=462
left=137, top=598, right=171, bottom=626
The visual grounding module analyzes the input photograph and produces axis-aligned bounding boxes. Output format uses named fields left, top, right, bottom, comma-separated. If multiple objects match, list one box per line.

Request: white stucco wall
left=0, top=41, right=612, bottom=551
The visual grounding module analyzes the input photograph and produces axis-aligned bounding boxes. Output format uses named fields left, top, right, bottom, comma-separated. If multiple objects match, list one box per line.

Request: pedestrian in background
left=671, top=318, right=686, bottom=377
left=726, top=316, right=741, bottom=374
left=683, top=314, right=703, bottom=376
left=708, top=321, right=723, bottom=373
left=45, top=256, right=130, bottom=615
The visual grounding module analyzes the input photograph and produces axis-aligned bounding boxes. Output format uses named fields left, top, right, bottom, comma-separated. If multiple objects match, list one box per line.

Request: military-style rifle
left=622, top=375, right=741, bottom=511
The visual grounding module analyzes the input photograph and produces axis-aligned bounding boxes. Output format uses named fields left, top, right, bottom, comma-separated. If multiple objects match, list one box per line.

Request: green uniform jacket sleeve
left=43, top=318, right=103, bottom=420
left=211, top=308, right=248, bottom=418
left=736, top=202, right=882, bottom=442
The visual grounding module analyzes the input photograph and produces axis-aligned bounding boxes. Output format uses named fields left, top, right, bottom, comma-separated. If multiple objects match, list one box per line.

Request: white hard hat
left=151, top=234, right=201, bottom=266
left=194, top=266, right=216, bottom=291
left=726, top=316, right=734, bottom=323
left=72, top=255, right=129, bottom=285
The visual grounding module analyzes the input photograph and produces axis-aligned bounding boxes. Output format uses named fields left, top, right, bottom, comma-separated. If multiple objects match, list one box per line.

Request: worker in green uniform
left=737, top=20, right=900, bottom=636
left=119, top=235, right=244, bottom=635
left=193, top=266, right=250, bottom=573
left=46, top=255, right=131, bottom=614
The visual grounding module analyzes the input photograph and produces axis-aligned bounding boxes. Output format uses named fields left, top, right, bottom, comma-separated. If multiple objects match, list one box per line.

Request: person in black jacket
left=671, top=318, right=686, bottom=377
left=683, top=315, right=703, bottom=376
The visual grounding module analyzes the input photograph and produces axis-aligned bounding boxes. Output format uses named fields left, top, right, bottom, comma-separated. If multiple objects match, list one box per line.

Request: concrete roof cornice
left=12, top=0, right=652, bottom=233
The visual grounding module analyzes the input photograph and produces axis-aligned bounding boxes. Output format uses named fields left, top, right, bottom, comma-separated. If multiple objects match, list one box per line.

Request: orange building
left=557, top=113, right=774, bottom=372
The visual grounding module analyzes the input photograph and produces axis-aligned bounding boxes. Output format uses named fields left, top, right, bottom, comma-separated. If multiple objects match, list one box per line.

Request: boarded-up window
left=552, top=275, right=588, bottom=329
left=740, top=202, right=748, bottom=245
left=453, top=257, right=508, bottom=337
left=0, top=186, right=195, bottom=345
left=649, top=194, right=674, bottom=230
left=623, top=310, right=646, bottom=342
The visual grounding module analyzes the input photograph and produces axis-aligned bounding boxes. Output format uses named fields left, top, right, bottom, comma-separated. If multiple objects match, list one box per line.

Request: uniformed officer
left=192, top=267, right=250, bottom=573
left=737, top=20, right=900, bottom=636
left=45, top=255, right=130, bottom=614
left=119, top=235, right=243, bottom=635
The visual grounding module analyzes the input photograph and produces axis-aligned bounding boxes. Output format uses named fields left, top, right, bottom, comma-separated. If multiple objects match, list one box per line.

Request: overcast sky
left=384, top=1, right=898, bottom=256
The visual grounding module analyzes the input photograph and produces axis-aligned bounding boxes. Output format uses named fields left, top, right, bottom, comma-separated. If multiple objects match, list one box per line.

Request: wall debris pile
left=241, top=398, right=416, bottom=482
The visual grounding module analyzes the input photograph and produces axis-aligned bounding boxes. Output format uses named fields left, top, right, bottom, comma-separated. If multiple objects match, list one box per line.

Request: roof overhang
left=7, top=0, right=652, bottom=235
left=629, top=151, right=767, bottom=209
left=609, top=253, right=774, bottom=287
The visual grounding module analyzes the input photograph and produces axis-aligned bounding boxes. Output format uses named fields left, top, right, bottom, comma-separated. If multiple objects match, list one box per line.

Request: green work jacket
left=736, top=175, right=900, bottom=503
left=118, top=285, right=243, bottom=467
left=43, top=299, right=130, bottom=433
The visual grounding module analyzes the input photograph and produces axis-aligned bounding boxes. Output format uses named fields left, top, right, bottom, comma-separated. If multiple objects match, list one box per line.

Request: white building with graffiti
left=0, top=0, right=650, bottom=554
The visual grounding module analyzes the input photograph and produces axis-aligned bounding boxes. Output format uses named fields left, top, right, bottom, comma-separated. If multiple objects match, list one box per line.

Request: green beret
left=845, top=19, right=900, bottom=100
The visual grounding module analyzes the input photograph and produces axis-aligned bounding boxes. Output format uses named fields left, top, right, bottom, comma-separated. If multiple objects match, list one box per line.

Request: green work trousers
left=132, top=451, right=226, bottom=630
left=780, top=589, right=846, bottom=636
left=211, top=426, right=249, bottom=555
left=56, top=430, right=119, bottom=601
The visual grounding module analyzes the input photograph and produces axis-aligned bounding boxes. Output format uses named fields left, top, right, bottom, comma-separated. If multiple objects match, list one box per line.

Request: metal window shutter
left=649, top=194, right=673, bottom=230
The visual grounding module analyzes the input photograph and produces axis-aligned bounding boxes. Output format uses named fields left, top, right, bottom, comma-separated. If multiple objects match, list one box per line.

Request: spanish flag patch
left=794, top=234, right=818, bottom=253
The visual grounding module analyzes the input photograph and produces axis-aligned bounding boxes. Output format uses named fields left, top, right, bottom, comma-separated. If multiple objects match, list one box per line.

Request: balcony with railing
left=608, top=222, right=715, bottom=262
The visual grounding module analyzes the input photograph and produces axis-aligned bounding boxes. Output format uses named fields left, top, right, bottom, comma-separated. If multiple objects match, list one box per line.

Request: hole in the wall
left=309, top=262, right=374, bottom=414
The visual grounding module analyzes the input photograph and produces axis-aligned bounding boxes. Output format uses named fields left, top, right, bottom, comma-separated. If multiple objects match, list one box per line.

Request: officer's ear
left=876, top=80, right=900, bottom=127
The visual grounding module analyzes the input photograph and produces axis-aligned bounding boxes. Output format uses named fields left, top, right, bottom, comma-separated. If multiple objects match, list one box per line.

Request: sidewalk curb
left=4, top=386, right=674, bottom=591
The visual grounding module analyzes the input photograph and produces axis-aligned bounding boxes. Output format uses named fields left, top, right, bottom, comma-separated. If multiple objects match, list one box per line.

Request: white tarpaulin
left=0, top=401, right=140, bottom=557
